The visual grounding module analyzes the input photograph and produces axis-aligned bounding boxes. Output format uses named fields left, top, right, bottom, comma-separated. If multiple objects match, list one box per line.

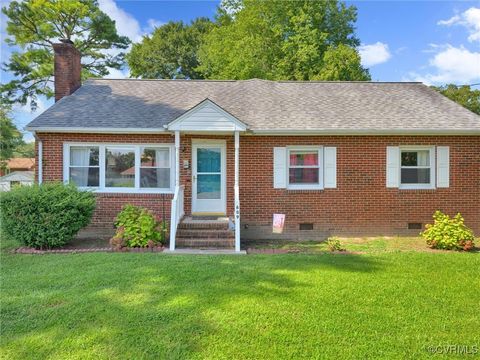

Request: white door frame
left=191, top=140, right=227, bottom=215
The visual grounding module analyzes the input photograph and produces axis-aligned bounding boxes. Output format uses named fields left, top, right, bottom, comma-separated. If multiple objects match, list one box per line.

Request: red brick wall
left=37, top=133, right=175, bottom=230
left=239, top=135, right=480, bottom=238
left=36, top=133, right=480, bottom=239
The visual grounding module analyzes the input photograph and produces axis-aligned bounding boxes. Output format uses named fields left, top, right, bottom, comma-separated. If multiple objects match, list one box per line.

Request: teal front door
left=192, top=141, right=226, bottom=214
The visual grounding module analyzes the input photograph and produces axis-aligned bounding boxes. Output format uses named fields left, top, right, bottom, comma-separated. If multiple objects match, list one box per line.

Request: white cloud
left=438, top=7, right=480, bottom=43
left=13, top=97, right=48, bottom=115
left=406, top=45, right=480, bottom=85
left=98, top=0, right=162, bottom=43
left=98, top=0, right=143, bottom=42
left=103, top=67, right=131, bottom=79
left=358, top=42, right=392, bottom=67
left=146, top=19, right=164, bottom=32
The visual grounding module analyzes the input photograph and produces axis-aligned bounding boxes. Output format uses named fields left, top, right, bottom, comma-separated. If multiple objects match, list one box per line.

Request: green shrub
left=0, top=182, right=96, bottom=249
left=112, top=205, right=167, bottom=248
left=326, top=237, right=346, bottom=252
left=421, top=211, right=475, bottom=251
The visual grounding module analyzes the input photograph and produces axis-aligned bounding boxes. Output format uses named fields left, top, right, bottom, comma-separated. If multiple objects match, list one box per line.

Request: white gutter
left=26, top=127, right=167, bottom=134
left=251, top=129, right=480, bottom=136
left=26, top=127, right=480, bottom=136
left=38, top=139, right=43, bottom=184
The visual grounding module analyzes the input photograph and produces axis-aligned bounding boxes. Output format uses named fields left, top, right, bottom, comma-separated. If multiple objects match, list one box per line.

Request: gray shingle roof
left=27, top=79, right=480, bottom=133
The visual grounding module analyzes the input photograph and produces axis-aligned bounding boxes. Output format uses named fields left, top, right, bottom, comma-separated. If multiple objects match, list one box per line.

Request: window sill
left=398, top=185, right=436, bottom=190
left=287, top=184, right=323, bottom=191
left=78, top=187, right=174, bottom=195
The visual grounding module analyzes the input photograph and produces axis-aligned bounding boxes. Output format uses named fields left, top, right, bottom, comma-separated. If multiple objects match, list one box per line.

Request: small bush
left=326, top=237, right=346, bottom=252
left=421, top=211, right=475, bottom=251
left=112, top=205, right=167, bottom=248
left=0, top=182, right=96, bottom=249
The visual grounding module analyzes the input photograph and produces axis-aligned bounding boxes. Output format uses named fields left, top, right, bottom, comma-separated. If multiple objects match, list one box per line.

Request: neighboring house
left=0, top=158, right=35, bottom=176
left=26, top=42, right=480, bottom=252
left=0, top=171, right=34, bottom=192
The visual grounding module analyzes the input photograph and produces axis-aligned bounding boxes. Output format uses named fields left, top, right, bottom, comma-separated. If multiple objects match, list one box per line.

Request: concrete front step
left=176, top=238, right=235, bottom=248
left=178, top=216, right=230, bottom=230
left=178, top=222, right=230, bottom=230
left=176, top=229, right=234, bottom=239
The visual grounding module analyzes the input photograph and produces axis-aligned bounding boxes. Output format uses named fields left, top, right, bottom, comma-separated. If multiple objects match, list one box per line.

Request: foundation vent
left=299, top=223, right=314, bottom=231
left=408, top=222, right=422, bottom=230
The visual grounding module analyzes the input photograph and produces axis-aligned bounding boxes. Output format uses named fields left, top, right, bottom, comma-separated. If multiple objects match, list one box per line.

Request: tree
left=1, top=0, right=130, bottom=110
left=127, top=18, right=214, bottom=79
left=13, top=142, right=35, bottom=158
left=432, top=84, right=480, bottom=115
left=313, top=44, right=370, bottom=81
left=198, top=0, right=370, bottom=81
left=0, top=104, right=25, bottom=170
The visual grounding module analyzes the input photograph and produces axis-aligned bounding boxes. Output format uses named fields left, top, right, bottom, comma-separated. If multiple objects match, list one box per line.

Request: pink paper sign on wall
left=272, top=214, right=285, bottom=234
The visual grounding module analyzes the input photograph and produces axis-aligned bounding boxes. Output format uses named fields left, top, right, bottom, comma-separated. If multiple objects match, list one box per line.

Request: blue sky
left=1, top=0, right=479, bottom=141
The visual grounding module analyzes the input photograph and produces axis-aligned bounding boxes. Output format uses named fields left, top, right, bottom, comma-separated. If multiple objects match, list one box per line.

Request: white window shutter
left=437, top=146, right=450, bottom=188
left=324, top=147, right=337, bottom=188
left=386, top=146, right=400, bottom=188
left=273, top=147, right=287, bottom=188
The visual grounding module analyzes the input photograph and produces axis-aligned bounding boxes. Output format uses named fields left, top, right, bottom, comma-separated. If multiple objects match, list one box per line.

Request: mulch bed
left=13, top=246, right=165, bottom=254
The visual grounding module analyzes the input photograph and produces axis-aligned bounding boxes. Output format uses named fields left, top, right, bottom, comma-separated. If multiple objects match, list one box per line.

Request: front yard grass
left=1, top=244, right=479, bottom=359
left=245, top=236, right=436, bottom=253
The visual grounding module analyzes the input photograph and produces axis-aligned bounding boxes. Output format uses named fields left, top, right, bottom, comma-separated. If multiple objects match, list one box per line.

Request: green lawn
left=245, top=236, right=442, bottom=253
left=1, top=241, right=479, bottom=359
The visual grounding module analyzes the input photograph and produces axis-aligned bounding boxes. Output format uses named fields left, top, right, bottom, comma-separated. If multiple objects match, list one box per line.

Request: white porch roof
left=166, top=99, right=248, bottom=132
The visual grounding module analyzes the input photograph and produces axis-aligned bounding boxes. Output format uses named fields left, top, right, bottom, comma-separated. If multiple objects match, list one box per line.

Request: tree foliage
left=127, top=18, right=214, bottom=79
left=198, top=0, right=370, bottom=81
left=432, top=84, right=480, bottom=115
left=0, top=104, right=25, bottom=169
left=127, top=0, right=369, bottom=81
left=13, top=142, right=35, bottom=158
left=1, top=0, right=130, bottom=109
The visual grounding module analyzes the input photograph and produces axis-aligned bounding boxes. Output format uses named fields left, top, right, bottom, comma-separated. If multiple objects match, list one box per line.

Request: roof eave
left=250, top=129, right=480, bottom=136
left=26, top=126, right=168, bottom=134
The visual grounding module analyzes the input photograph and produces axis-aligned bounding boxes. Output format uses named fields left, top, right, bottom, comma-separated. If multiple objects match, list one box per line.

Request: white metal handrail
left=234, top=185, right=240, bottom=252
left=169, top=184, right=185, bottom=251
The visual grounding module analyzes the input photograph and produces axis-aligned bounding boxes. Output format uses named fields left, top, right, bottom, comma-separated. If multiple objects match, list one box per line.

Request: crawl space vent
left=299, top=223, right=314, bottom=231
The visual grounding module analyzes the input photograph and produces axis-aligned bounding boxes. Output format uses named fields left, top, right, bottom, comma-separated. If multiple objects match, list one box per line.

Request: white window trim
left=286, top=146, right=324, bottom=190
left=399, top=145, right=436, bottom=190
left=63, top=142, right=175, bottom=194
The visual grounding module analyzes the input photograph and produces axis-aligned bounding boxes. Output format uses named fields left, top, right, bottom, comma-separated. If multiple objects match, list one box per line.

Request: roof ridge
left=85, top=78, right=423, bottom=85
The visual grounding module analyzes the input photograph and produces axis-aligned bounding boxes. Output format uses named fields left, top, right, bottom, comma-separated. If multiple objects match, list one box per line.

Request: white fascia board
left=26, top=127, right=167, bottom=134
left=250, top=129, right=480, bottom=136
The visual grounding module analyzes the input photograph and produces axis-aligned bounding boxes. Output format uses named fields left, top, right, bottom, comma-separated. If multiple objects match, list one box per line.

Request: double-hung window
left=287, top=147, right=323, bottom=189
left=64, top=143, right=174, bottom=193
left=69, top=146, right=100, bottom=187
left=140, top=147, right=170, bottom=188
left=399, top=146, right=435, bottom=189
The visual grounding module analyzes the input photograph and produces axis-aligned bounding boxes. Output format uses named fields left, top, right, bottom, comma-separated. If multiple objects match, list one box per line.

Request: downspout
left=37, top=137, right=43, bottom=184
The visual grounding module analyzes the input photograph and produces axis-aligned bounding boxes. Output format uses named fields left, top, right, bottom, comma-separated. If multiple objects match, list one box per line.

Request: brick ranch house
left=27, top=42, right=480, bottom=252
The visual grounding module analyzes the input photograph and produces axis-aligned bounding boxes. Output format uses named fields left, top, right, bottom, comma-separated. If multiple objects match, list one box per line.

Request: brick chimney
left=53, top=39, right=81, bottom=102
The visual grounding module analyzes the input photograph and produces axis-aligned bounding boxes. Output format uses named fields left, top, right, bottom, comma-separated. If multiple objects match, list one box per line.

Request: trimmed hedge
left=0, top=182, right=96, bottom=249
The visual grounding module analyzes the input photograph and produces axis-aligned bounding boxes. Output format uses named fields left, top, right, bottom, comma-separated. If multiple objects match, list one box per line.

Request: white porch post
left=234, top=131, right=241, bottom=252
left=175, top=131, right=180, bottom=188
left=169, top=131, right=181, bottom=251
